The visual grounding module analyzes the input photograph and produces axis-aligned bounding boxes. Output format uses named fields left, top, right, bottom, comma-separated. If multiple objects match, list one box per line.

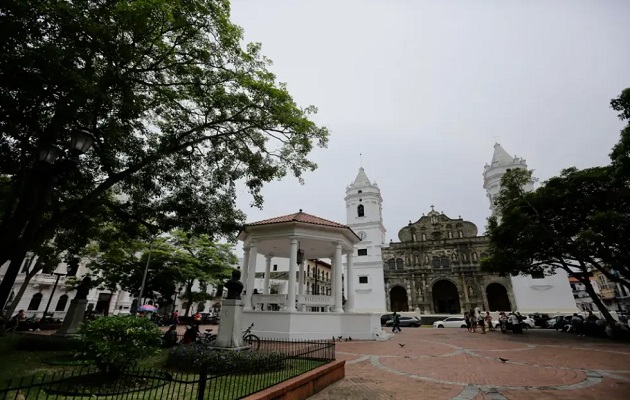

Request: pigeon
left=337, top=336, right=343, bottom=340
left=348, top=337, right=353, bottom=341
left=499, top=357, right=509, bottom=363
left=398, top=343, right=405, bottom=348
left=332, top=336, right=335, bottom=342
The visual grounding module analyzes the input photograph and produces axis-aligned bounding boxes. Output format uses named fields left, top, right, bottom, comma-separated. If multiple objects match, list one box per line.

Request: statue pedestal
left=55, top=299, right=88, bottom=337
left=211, top=299, right=250, bottom=351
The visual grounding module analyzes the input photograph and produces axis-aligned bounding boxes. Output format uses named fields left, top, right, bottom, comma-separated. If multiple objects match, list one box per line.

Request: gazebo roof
left=248, top=210, right=348, bottom=229
left=238, top=210, right=360, bottom=258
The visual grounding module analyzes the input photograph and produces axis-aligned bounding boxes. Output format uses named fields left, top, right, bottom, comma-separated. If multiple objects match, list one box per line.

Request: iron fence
left=0, top=338, right=335, bottom=400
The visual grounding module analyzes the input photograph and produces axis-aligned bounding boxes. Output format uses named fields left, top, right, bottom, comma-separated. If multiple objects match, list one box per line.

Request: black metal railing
left=0, top=338, right=335, bottom=400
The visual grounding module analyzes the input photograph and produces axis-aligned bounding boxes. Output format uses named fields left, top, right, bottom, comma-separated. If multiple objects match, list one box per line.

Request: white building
left=483, top=143, right=577, bottom=314
left=343, top=168, right=387, bottom=312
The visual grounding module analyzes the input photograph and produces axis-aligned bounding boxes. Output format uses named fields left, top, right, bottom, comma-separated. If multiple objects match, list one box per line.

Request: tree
left=481, top=169, right=618, bottom=325
left=481, top=89, right=630, bottom=326
left=86, top=229, right=237, bottom=316
left=0, top=0, right=329, bottom=309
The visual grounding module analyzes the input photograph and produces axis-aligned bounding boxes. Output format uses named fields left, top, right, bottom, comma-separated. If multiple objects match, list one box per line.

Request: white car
left=494, top=315, right=536, bottom=329
left=433, top=317, right=467, bottom=328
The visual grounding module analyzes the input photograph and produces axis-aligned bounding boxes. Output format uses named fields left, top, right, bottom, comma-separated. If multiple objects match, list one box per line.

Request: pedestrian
left=485, top=311, right=494, bottom=332
left=392, top=312, right=402, bottom=333
left=470, top=309, right=477, bottom=333
left=465, top=311, right=472, bottom=332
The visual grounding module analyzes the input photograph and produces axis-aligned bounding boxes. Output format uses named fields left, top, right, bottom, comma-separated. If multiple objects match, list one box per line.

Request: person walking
left=392, top=312, right=402, bottom=333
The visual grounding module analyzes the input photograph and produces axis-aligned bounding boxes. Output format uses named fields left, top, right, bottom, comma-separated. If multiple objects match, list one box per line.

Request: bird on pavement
left=399, top=343, right=405, bottom=348
left=348, top=337, right=353, bottom=341
left=337, top=336, right=343, bottom=340
left=499, top=357, right=509, bottom=363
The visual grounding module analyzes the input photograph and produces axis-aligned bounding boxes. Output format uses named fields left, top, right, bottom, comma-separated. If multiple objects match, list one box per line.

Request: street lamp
left=41, top=263, right=68, bottom=322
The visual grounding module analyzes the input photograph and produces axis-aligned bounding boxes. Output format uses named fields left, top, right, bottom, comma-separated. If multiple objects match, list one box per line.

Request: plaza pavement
left=311, top=327, right=630, bottom=400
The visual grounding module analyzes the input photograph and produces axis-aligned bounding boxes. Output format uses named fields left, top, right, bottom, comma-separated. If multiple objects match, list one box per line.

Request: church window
left=273, top=264, right=278, bottom=271
left=395, top=258, right=404, bottom=269
left=28, top=293, right=43, bottom=310
left=432, top=257, right=441, bottom=268
left=359, top=276, right=368, bottom=284
left=440, top=257, right=450, bottom=267
left=55, top=294, right=69, bottom=311
left=357, top=204, right=365, bottom=217
left=387, top=259, right=396, bottom=270
left=358, top=249, right=368, bottom=256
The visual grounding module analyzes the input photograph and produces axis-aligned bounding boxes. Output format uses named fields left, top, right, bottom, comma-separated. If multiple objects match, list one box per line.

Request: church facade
left=381, top=209, right=514, bottom=314
left=352, top=143, right=577, bottom=315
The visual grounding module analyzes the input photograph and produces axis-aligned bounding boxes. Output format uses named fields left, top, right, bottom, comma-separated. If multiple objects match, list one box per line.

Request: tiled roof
left=247, top=210, right=349, bottom=229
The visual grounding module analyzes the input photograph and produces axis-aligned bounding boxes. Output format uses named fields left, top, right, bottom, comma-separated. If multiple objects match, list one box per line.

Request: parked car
left=385, top=316, right=422, bottom=328
left=531, top=313, right=551, bottom=328
left=494, top=316, right=534, bottom=330
left=433, top=317, right=467, bottom=328
left=380, top=313, right=394, bottom=326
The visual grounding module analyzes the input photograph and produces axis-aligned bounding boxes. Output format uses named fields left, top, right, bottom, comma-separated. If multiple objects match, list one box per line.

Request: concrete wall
left=243, top=311, right=387, bottom=340
left=511, top=269, right=578, bottom=314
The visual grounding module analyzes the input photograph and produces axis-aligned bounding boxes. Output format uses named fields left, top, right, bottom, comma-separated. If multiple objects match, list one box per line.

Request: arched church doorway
left=390, top=286, right=409, bottom=312
left=432, top=280, right=460, bottom=314
left=486, top=283, right=511, bottom=311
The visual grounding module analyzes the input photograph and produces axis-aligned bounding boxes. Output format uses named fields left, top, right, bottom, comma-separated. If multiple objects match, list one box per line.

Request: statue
left=472, top=252, right=478, bottom=262
left=462, top=252, right=468, bottom=262
left=424, top=254, right=429, bottom=264
left=405, top=253, right=411, bottom=266
left=413, top=252, right=420, bottom=265
left=75, top=276, right=91, bottom=300
left=468, top=286, right=474, bottom=296
left=224, top=270, right=244, bottom=299
left=451, top=252, right=458, bottom=261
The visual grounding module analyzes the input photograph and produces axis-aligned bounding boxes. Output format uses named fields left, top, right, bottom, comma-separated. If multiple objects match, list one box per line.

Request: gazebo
left=237, top=210, right=387, bottom=340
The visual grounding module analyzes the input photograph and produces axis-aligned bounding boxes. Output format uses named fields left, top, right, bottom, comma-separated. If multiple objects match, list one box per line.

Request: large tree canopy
left=0, top=0, right=328, bottom=308
left=481, top=89, right=630, bottom=325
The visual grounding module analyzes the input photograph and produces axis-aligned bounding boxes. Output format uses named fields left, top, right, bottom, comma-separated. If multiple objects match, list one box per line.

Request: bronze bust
left=224, top=270, right=243, bottom=299
left=75, top=276, right=92, bottom=300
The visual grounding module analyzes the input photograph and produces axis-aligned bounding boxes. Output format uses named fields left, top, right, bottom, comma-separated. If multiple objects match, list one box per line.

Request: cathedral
left=381, top=208, right=514, bottom=314
left=345, top=143, right=578, bottom=315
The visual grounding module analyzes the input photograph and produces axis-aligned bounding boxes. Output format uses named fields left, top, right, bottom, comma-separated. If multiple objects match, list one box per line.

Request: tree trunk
left=184, top=282, right=193, bottom=317
left=0, top=250, right=28, bottom=312
left=574, top=272, right=617, bottom=325
left=4, top=259, right=41, bottom=319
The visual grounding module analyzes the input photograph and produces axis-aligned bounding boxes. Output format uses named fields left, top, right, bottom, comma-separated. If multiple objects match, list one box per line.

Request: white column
left=241, top=246, right=250, bottom=291
left=333, top=242, right=344, bottom=312
left=287, top=238, right=298, bottom=312
left=345, top=252, right=355, bottom=313
left=243, top=242, right=257, bottom=311
left=263, top=256, right=272, bottom=295
left=328, top=256, right=335, bottom=312
left=108, top=290, right=120, bottom=315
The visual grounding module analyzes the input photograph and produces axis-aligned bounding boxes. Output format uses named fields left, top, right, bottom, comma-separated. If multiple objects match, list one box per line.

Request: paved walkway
left=311, top=328, right=630, bottom=400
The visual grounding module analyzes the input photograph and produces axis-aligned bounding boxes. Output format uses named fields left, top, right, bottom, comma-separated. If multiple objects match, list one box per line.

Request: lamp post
left=42, top=271, right=67, bottom=322
left=0, top=130, right=95, bottom=313
left=138, top=238, right=155, bottom=308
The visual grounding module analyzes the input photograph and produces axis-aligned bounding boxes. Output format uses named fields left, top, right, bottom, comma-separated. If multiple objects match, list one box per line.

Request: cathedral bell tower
left=483, top=143, right=534, bottom=222
left=344, top=168, right=387, bottom=312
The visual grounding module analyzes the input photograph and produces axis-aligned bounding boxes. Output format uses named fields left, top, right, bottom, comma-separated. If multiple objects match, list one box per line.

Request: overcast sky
left=229, top=0, right=630, bottom=242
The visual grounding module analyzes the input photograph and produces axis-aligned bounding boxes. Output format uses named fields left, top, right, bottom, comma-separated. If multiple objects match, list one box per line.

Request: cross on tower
left=430, top=205, right=435, bottom=211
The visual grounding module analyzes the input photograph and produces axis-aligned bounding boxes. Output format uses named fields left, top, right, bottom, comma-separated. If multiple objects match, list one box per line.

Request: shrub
left=165, top=344, right=286, bottom=374
left=77, top=316, right=162, bottom=377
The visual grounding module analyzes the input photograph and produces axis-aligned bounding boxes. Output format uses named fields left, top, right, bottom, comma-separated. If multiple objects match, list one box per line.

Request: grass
left=0, top=335, right=329, bottom=400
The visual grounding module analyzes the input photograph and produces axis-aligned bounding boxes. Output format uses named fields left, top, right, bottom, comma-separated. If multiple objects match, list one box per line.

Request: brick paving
left=311, top=328, right=630, bottom=400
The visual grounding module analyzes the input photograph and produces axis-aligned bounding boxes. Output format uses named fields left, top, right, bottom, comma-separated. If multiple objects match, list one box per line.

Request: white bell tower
left=344, top=168, right=387, bottom=312
left=483, top=143, right=535, bottom=222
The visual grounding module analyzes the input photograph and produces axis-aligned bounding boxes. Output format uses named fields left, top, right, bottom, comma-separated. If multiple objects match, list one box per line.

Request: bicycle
left=199, top=323, right=260, bottom=350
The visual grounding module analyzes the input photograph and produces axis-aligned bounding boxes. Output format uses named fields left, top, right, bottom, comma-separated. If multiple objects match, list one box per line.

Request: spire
left=353, top=167, right=371, bottom=186
left=491, top=143, right=514, bottom=165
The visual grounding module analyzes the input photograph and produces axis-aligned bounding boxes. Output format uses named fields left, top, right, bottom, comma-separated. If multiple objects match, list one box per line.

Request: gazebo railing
left=297, top=294, right=335, bottom=307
